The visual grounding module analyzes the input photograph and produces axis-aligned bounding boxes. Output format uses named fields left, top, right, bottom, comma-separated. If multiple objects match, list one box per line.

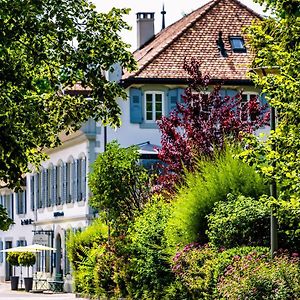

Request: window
left=16, top=190, right=26, bottom=215
left=229, top=36, right=246, bottom=53
left=240, top=93, right=258, bottom=121
left=145, top=92, right=164, bottom=122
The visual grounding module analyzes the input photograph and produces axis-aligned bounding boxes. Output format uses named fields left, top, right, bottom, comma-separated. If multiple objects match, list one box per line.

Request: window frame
left=229, top=36, right=246, bottom=53
left=240, top=92, right=259, bottom=121
left=144, top=91, right=165, bottom=123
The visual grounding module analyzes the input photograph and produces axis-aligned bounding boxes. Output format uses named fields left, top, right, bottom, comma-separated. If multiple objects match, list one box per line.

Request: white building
left=0, top=0, right=267, bottom=287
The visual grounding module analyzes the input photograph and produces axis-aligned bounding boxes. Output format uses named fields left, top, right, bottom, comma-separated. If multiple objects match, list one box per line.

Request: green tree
left=0, top=204, right=13, bottom=231
left=0, top=0, right=136, bottom=189
left=240, top=0, right=299, bottom=201
left=89, top=141, right=151, bottom=232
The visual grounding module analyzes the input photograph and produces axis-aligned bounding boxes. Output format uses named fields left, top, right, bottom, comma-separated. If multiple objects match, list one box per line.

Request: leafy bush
left=66, top=218, right=108, bottom=294
left=89, top=141, right=151, bottom=232
left=170, top=245, right=269, bottom=299
left=126, top=196, right=174, bottom=299
left=217, top=251, right=300, bottom=299
left=207, top=194, right=270, bottom=248
left=207, top=194, right=300, bottom=251
left=165, top=147, right=268, bottom=252
left=6, top=252, right=20, bottom=266
left=171, top=244, right=217, bottom=300
left=18, top=252, right=36, bottom=266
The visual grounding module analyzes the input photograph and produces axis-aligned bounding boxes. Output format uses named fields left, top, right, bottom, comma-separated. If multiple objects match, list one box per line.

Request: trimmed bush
left=6, top=252, right=20, bottom=266
left=207, top=194, right=270, bottom=248
left=165, top=147, right=268, bottom=252
left=217, top=251, right=300, bottom=299
left=18, top=252, right=36, bottom=266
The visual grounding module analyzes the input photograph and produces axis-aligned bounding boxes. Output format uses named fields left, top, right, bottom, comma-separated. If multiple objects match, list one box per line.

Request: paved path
left=0, top=283, right=87, bottom=300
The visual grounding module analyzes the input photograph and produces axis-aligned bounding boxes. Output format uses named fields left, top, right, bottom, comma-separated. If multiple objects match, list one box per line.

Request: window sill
left=140, top=123, right=158, bottom=129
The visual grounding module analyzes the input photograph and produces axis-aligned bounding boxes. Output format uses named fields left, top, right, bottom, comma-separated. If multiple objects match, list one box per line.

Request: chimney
left=136, top=12, right=155, bottom=49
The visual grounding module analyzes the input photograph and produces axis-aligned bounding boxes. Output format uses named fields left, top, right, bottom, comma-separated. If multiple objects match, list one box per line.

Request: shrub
left=66, top=218, right=108, bottom=294
left=6, top=252, right=20, bottom=266
left=208, top=194, right=300, bottom=251
left=171, top=244, right=217, bottom=300
left=89, top=141, right=151, bottom=232
left=18, top=252, right=36, bottom=266
left=207, top=194, right=270, bottom=248
left=165, top=147, right=268, bottom=252
left=126, top=196, right=174, bottom=299
left=217, top=252, right=300, bottom=299
left=170, top=245, right=269, bottom=299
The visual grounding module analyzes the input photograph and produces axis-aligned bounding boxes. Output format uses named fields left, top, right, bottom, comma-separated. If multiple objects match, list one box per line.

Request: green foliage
left=18, top=252, right=36, bottom=266
left=207, top=194, right=270, bottom=248
left=165, top=147, right=268, bottom=252
left=126, top=196, right=174, bottom=299
left=217, top=252, right=300, bottom=299
left=66, top=218, right=108, bottom=275
left=0, top=0, right=136, bottom=189
left=171, top=244, right=269, bottom=300
left=0, top=204, right=13, bottom=231
left=241, top=0, right=300, bottom=203
left=89, top=141, right=151, bottom=232
left=271, top=196, right=300, bottom=250
left=6, top=252, right=20, bottom=266
left=171, top=244, right=217, bottom=300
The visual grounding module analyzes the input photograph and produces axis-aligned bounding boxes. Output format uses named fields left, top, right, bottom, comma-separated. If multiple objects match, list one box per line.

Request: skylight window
left=229, top=36, right=246, bottom=53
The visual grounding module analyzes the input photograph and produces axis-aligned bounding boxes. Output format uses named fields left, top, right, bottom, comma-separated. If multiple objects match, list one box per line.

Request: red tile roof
left=123, top=0, right=261, bottom=83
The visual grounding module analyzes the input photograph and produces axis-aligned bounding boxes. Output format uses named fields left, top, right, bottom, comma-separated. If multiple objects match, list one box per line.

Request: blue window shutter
left=225, top=89, right=237, bottom=98
left=168, top=89, right=179, bottom=114
left=10, top=194, right=14, bottom=220
left=49, top=168, right=53, bottom=207
left=42, top=170, right=46, bottom=208
left=24, top=240, right=27, bottom=246
left=15, top=193, right=19, bottom=215
left=53, top=166, right=56, bottom=206
left=23, top=191, right=27, bottom=214
left=30, top=176, right=34, bottom=211
left=0, top=241, right=3, bottom=263
left=73, top=160, right=77, bottom=202
left=63, top=163, right=67, bottom=204
left=259, top=93, right=269, bottom=110
left=178, top=88, right=185, bottom=103
left=82, top=158, right=86, bottom=201
left=17, top=240, right=20, bottom=247
left=130, top=88, right=143, bottom=123
left=34, top=174, right=38, bottom=210
left=219, top=89, right=226, bottom=99
left=77, top=159, right=81, bottom=201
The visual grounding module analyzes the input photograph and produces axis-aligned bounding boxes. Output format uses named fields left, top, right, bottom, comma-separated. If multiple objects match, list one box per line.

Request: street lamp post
left=251, top=66, right=279, bottom=257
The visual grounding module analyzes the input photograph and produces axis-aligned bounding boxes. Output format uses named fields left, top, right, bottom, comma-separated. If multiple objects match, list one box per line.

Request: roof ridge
left=130, top=0, right=220, bottom=78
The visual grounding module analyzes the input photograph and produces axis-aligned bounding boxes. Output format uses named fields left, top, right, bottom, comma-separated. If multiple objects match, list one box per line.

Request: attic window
left=229, top=36, right=246, bottom=53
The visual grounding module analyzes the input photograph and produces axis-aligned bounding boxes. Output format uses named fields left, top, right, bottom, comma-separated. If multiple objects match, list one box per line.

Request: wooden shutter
left=62, top=163, right=67, bottom=204
left=0, top=241, right=3, bottom=263
left=130, top=88, right=143, bottom=123
left=73, top=160, right=78, bottom=202
left=15, top=193, right=19, bottom=215
left=82, top=158, right=86, bottom=201
left=52, top=166, right=56, bottom=206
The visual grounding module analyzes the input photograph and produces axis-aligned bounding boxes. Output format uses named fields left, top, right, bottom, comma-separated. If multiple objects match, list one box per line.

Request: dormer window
left=229, top=36, right=246, bottom=53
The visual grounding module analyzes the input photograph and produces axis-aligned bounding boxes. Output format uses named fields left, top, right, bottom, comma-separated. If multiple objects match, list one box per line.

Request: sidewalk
left=0, top=282, right=87, bottom=300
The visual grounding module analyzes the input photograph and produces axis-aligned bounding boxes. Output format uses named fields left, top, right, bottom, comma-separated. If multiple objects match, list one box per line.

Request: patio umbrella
left=0, top=246, right=35, bottom=252
left=22, top=244, right=56, bottom=252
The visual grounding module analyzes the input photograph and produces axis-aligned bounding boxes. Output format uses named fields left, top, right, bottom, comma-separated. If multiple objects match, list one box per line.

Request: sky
left=92, top=0, right=266, bottom=50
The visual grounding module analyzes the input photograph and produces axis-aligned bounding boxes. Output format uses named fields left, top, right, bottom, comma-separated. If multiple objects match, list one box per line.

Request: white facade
left=0, top=80, right=266, bottom=287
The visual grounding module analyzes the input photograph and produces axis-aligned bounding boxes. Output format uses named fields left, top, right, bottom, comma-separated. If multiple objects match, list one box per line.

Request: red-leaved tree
left=156, top=58, right=269, bottom=193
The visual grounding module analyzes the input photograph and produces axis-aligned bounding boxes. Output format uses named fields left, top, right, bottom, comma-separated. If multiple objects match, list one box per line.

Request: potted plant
left=6, top=252, right=20, bottom=290
left=18, top=252, right=36, bottom=292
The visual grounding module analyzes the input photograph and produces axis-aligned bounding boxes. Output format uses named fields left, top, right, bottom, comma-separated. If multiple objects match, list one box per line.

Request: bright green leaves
left=0, top=0, right=136, bottom=189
